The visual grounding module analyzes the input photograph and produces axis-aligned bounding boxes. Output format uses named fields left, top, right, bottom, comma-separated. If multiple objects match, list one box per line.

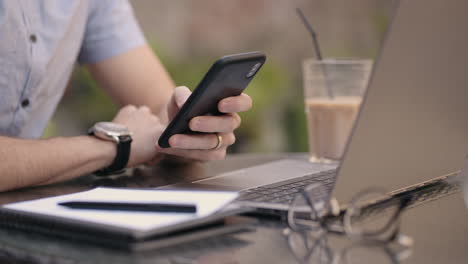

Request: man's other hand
left=112, top=105, right=164, bottom=167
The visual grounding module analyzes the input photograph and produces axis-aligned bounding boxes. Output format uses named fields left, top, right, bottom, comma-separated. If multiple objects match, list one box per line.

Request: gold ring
left=213, top=134, right=223, bottom=150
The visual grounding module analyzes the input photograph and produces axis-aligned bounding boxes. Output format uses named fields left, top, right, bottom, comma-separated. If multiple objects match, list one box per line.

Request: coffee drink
left=305, top=96, right=361, bottom=161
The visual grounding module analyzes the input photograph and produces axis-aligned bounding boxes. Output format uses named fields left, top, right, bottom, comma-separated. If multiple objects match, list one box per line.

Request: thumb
left=168, top=86, right=192, bottom=120
left=174, top=86, right=192, bottom=109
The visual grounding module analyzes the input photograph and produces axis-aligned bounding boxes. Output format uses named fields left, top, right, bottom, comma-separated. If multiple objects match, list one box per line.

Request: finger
left=222, top=133, right=236, bottom=146
left=122, top=104, right=137, bottom=112
left=139, top=105, right=151, bottom=112
left=174, top=86, right=192, bottom=108
left=149, top=114, right=160, bottom=122
left=156, top=145, right=226, bottom=161
left=218, top=93, right=252, bottom=113
left=166, top=132, right=235, bottom=150
left=189, top=113, right=241, bottom=133
left=168, top=133, right=219, bottom=150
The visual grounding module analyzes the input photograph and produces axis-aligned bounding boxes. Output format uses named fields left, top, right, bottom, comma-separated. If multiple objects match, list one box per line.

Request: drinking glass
left=303, top=58, right=372, bottom=162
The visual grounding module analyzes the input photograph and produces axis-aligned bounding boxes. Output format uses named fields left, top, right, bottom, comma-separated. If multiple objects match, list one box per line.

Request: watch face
left=96, top=122, right=128, bottom=133
left=93, top=122, right=131, bottom=141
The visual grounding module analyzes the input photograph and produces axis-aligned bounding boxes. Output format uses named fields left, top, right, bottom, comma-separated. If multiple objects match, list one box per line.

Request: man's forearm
left=87, top=45, right=176, bottom=124
left=0, top=136, right=115, bottom=191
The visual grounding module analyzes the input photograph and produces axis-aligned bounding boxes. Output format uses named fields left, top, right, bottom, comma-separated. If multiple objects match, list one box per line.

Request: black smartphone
left=158, top=51, right=266, bottom=148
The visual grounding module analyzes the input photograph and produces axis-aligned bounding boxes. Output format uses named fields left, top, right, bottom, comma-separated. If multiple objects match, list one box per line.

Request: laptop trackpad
left=180, top=159, right=337, bottom=191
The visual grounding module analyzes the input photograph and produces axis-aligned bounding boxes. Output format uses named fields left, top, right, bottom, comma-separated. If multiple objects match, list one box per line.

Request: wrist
left=85, top=135, right=117, bottom=169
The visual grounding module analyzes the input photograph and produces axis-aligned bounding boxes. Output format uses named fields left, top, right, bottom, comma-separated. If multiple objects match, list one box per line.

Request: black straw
left=296, top=8, right=334, bottom=99
left=296, top=8, right=323, bottom=60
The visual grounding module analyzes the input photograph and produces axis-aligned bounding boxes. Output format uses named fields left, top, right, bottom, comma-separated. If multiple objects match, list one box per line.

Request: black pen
left=58, top=201, right=197, bottom=213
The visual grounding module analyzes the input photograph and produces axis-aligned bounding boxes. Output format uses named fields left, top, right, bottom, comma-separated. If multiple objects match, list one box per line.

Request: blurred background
left=46, top=0, right=393, bottom=153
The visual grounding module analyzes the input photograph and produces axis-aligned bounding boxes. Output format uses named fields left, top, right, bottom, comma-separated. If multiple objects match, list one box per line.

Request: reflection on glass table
left=0, top=224, right=252, bottom=264
left=284, top=229, right=413, bottom=264
left=284, top=183, right=414, bottom=263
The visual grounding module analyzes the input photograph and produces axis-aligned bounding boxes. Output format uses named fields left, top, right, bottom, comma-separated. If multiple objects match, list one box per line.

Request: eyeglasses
left=284, top=229, right=413, bottom=264
left=287, top=183, right=414, bottom=243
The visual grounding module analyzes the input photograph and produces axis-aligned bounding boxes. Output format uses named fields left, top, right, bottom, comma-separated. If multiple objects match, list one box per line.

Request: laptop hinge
left=460, top=155, right=468, bottom=208
left=461, top=156, right=468, bottom=180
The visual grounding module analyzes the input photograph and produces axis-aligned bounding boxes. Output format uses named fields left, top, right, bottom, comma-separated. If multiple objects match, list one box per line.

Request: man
left=0, top=1, right=252, bottom=191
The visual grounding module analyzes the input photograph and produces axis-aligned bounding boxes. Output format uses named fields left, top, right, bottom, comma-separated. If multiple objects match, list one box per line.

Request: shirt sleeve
left=78, top=0, right=146, bottom=64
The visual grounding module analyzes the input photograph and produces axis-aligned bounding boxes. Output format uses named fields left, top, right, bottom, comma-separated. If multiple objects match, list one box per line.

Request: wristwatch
left=88, top=122, right=132, bottom=176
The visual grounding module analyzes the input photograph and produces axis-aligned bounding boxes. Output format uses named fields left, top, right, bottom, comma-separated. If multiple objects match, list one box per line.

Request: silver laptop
left=161, top=0, right=468, bottom=214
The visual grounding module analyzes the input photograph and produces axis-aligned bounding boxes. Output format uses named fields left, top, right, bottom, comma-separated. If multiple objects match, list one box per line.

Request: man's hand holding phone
left=154, top=52, right=264, bottom=162
left=155, top=86, right=252, bottom=161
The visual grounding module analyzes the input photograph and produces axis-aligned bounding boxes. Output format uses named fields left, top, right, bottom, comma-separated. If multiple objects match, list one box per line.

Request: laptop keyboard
left=236, top=169, right=337, bottom=204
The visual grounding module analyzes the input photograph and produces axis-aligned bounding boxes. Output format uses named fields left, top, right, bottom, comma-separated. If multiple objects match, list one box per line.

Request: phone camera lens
left=246, top=63, right=262, bottom=78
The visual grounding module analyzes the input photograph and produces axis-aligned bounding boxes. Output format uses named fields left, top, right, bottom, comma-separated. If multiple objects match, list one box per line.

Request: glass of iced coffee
left=303, top=58, right=372, bottom=162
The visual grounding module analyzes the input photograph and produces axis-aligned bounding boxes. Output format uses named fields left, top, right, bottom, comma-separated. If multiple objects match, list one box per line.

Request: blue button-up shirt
left=0, top=0, right=145, bottom=138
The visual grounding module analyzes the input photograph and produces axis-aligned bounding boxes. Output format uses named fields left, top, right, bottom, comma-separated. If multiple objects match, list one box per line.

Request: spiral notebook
left=0, top=188, right=249, bottom=250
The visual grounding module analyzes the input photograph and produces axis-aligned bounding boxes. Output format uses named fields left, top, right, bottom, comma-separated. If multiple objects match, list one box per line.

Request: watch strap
left=95, top=135, right=132, bottom=176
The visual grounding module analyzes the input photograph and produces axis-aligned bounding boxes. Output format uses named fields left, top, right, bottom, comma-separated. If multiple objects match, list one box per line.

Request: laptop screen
left=333, top=0, right=468, bottom=203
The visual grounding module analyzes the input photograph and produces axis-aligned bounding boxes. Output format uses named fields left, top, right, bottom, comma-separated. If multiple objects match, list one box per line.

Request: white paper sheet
left=3, top=188, right=238, bottom=233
